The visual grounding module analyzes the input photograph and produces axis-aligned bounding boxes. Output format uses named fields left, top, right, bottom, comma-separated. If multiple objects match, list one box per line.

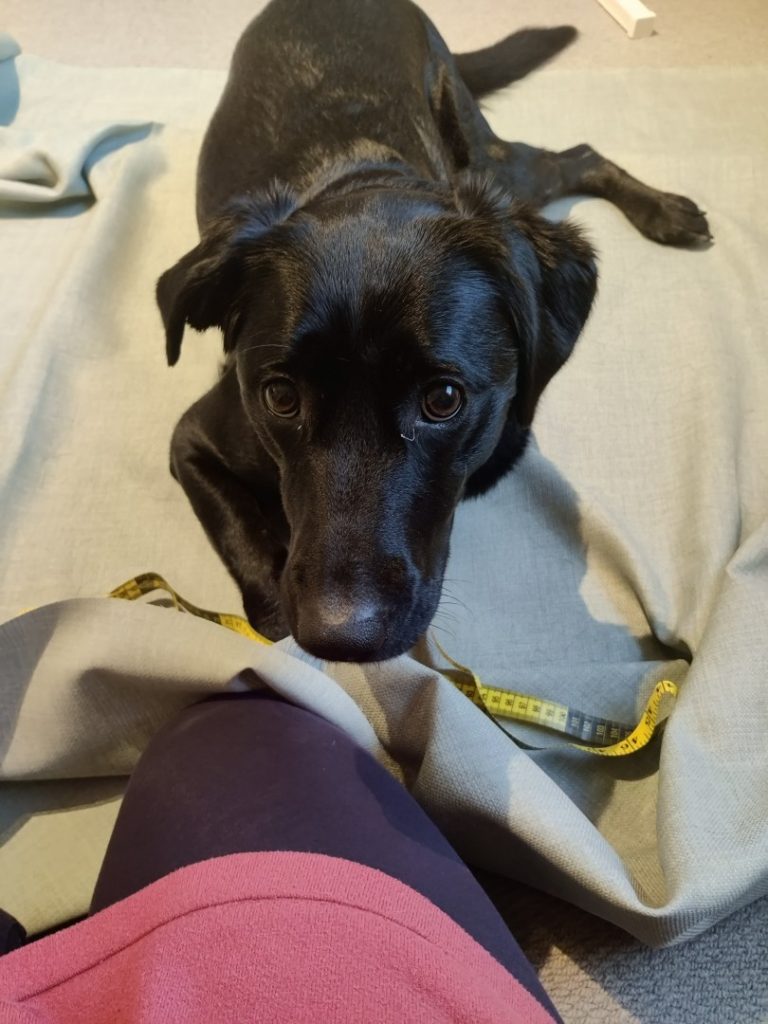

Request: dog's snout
left=294, top=598, right=387, bottom=662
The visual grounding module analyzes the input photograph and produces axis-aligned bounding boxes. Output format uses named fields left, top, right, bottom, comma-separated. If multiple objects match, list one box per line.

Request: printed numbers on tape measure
left=433, top=638, right=677, bottom=757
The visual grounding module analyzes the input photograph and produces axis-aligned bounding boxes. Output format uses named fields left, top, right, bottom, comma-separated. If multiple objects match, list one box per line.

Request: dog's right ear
left=157, top=188, right=298, bottom=366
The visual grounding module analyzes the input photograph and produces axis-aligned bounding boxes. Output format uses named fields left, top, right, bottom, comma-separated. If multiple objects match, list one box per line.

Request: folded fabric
left=0, top=34, right=153, bottom=203
left=0, top=122, right=153, bottom=203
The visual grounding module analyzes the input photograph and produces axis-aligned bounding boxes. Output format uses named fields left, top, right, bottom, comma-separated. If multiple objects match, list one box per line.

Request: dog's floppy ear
left=507, top=206, right=598, bottom=426
left=156, top=187, right=299, bottom=366
left=454, top=178, right=597, bottom=427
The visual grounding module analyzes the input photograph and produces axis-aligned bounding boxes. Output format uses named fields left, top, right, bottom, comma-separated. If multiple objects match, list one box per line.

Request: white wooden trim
left=595, top=0, right=657, bottom=39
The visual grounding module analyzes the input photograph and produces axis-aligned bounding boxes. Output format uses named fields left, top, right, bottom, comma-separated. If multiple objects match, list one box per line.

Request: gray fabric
left=0, top=38, right=766, bottom=973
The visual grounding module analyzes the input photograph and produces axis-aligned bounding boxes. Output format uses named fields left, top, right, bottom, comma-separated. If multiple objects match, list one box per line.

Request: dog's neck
left=298, top=150, right=436, bottom=204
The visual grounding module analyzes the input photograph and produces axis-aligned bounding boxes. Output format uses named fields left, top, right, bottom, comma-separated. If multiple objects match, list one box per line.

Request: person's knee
left=144, top=691, right=358, bottom=776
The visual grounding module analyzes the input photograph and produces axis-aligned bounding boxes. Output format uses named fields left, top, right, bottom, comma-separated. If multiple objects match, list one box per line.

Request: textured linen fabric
left=0, top=31, right=767, bottom=980
left=0, top=852, right=560, bottom=1024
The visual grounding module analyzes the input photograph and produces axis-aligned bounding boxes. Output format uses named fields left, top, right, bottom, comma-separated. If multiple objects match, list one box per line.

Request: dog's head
left=157, top=177, right=596, bottom=661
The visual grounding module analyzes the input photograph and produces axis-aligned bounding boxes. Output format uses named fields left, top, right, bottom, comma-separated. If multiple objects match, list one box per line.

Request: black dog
left=157, top=0, right=709, bottom=662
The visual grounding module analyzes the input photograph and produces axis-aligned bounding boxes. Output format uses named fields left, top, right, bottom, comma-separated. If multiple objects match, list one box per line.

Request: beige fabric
left=0, top=39, right=767, bottom=978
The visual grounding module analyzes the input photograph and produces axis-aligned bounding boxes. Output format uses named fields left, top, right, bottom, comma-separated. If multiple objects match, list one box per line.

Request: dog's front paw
left=628, top=191, right=712, bottom=247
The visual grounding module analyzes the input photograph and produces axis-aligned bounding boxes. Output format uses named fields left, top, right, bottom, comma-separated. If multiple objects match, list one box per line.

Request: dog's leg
left=445, top=27, right=710, bottom=246
left=170, top=379, right=290, bottom=641
left=427, top=28, right=710, bottom=248
left=172, top=450, right=289, bottom=640
left=481, top=140, right=712, bottom=247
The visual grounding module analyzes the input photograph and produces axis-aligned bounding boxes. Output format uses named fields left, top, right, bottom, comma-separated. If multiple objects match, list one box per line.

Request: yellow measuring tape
left=110, top=572, right=678, bottom=757
left=434, top=642, right=678, bottom=757
left=109, top=572, right=272, bottom=645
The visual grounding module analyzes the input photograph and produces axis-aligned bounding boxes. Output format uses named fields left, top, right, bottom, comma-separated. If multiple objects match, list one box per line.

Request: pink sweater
left=0, top=852, right=557, bottom=1023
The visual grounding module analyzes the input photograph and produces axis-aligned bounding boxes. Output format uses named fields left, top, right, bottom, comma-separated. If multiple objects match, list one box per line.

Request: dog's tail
left=454, top=26, right=577, bottom=99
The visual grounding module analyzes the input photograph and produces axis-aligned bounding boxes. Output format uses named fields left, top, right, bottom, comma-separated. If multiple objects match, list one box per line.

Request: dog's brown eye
left=263, top=378, right=300, bottom=418
left=421, top=382, right=463, bottom=422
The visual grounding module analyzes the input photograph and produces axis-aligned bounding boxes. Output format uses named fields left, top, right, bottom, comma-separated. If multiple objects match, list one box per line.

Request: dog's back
left=197, top=0, right=576, bottom=226
left=198, top=0, right=432, bottom=224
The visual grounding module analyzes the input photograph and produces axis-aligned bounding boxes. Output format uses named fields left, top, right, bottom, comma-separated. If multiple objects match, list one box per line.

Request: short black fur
left=157, top=0, right=710, bottom=662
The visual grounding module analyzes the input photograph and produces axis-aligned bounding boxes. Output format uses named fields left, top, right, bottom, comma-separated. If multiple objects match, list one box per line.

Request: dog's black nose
left=294, top=600, right=387, bottom=662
